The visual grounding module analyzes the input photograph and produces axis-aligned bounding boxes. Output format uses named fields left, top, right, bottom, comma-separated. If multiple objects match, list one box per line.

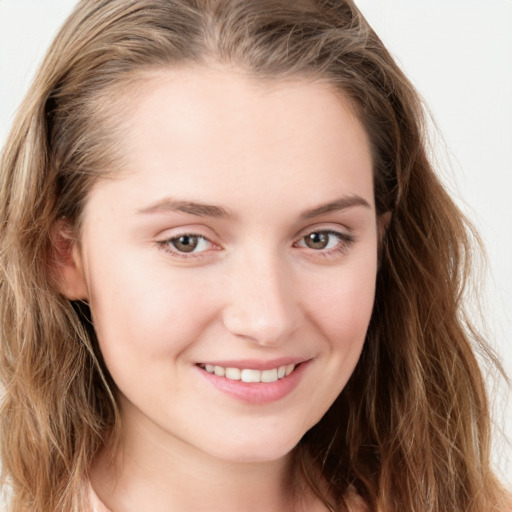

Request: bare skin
left=60, top=66, right=379, bottom=512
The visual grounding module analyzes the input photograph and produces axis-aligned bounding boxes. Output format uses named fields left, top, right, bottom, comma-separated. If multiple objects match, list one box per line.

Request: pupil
left=306, top=232, right=328, bottom=250
left=173, top=235, right=198, bottom=253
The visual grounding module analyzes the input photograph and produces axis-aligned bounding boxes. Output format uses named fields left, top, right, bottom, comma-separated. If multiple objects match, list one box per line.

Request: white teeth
left=225, top=367, right=241, bottom=380
left=261, top=368, right=278, bottom=383
left=214, top=366, right=225, bottom=377
left=241, top=369, right=261, bottom=383
left=202, top=363, right=296, bottom=382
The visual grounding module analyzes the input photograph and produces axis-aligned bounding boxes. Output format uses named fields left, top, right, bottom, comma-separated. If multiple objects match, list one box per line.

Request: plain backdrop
left=1, top=0, right=511, bottom=488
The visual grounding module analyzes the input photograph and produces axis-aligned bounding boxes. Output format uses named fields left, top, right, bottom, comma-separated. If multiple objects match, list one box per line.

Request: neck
left=90, top=409, right=309, bottom=512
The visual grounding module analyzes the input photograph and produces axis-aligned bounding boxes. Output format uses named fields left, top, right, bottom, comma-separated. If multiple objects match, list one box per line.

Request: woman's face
left=63, top=67, right=380, bottom=463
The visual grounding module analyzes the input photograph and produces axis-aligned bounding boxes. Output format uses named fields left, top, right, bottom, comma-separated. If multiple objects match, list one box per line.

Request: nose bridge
left=222, top=244, right=300, bottom=346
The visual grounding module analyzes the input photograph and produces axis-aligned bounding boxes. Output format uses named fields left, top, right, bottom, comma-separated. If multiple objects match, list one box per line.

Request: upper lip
left=197, top=357, right=310, bottom=371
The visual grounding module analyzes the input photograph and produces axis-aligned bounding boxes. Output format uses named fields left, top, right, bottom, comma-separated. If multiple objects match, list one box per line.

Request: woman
left=0, top=0, right=509, bottom=511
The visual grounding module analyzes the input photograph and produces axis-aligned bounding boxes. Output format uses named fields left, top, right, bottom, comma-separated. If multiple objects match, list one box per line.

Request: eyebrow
left=138, top=198, right=233, bottom=219
left=299, top=195, right=372, bottom=219
left=138, top=194, right=371, bottom=219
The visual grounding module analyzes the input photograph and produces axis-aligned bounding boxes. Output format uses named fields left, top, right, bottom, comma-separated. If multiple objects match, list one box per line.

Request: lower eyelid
left=156, top=234, right=215, bottom=256
left=156, top=230, right=354, bottom=259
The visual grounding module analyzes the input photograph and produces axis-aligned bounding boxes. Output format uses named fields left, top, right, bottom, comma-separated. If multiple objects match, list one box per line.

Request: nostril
left=221, top=304, right=301, bottom=346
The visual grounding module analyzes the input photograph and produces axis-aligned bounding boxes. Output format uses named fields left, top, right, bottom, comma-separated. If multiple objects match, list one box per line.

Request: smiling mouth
left=198, top=363, right=297, bottom=383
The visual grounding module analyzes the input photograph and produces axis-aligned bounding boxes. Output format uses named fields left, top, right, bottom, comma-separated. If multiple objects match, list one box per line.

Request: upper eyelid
left=162, top=233, right=217, bottom=247
left=156, top=225, right=219, bottom=242
left=157, top=233, right=351, bottom=261
left=298, top=228, right=350, bottom=239
left=294, top=229, right=354, bottom=247
left=156, top=234, right=217, bottom=260
left=155, top=224, right=354, bottom=249
left=295, top=224, right=353, bottom=240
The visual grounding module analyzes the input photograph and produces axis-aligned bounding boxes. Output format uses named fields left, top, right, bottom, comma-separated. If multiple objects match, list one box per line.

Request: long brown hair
left=0, top=1, right=508, bottom=510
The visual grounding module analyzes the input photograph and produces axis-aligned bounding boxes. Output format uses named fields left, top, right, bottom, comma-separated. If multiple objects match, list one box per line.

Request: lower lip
left=196, top=362, right=309, bottom=405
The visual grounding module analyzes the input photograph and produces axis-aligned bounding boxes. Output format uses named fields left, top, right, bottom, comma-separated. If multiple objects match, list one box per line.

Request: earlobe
left=51, top=220, right=89, bottom=300
left=377, top=211, right=391, bottom=267
left=378, top=211, right=392, bottom=240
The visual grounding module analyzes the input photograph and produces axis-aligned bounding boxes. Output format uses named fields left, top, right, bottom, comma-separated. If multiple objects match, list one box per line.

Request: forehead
left=85, top=66, right=374, bottom=220
left=118, top=66, right=370, bottom=160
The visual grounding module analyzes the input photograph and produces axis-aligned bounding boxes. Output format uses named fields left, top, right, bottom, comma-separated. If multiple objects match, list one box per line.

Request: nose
left=221, top=250, right=302, bottom=346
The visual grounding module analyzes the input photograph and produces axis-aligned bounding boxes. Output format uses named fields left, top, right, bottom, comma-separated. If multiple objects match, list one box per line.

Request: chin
left=205, top=432, right=301, bottom=464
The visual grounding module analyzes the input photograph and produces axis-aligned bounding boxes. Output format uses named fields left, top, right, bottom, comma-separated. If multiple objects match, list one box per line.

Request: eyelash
left=156, top=229, right=355, bottom=260
left=294, top=229, right=355, bottom=258
left=156, top=234, right=215, bottom=260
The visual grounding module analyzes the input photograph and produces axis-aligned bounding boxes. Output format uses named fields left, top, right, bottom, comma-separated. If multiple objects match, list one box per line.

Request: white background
left=1, top=0, right=511, bottom=487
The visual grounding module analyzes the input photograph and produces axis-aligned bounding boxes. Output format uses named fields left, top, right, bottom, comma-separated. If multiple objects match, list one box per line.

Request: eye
left=296, top=230, right=354, bottom=252
left=161, top=234, right=213, bottom=254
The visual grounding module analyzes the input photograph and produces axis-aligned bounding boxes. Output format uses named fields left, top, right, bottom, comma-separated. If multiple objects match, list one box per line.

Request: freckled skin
left=63, top=67, right=379, bottom=512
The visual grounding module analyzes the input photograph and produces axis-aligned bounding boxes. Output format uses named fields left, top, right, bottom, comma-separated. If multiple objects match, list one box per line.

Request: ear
left=378, top=211, right=392, bottom=241
left=51, top=220, right=89, bottom=300
left=377, top=211, right=391, bottom=266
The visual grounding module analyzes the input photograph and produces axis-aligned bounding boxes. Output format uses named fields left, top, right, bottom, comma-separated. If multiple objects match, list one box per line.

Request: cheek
left=300, top=261, right=376, bottom=421
left=305, top=259, right=377, bottom=347
left=282, top=260, right=377, bottom=434
left=85, top=255, right=218, bottom=371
